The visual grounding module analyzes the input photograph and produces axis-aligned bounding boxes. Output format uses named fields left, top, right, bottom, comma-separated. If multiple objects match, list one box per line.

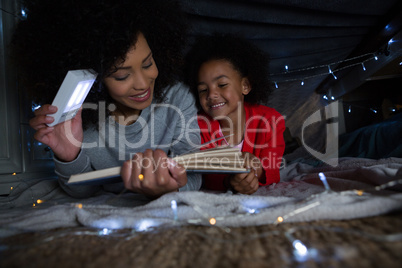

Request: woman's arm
left=169, top=83, right=202, bottom=191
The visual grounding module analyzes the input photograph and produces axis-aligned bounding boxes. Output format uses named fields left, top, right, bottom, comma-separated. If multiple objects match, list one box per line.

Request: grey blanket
left=1, top=157, right=401, bottom=237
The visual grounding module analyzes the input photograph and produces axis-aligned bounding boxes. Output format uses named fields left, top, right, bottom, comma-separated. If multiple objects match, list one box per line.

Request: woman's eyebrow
left=115, top=52, right=153, bottom=70
left=142, top=52, right=152, bottom=63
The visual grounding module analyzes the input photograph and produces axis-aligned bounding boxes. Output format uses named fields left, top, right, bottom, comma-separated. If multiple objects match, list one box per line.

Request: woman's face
left=197, top=59, right=250, bottom=122
left=104, top=33, right=158, bottom=118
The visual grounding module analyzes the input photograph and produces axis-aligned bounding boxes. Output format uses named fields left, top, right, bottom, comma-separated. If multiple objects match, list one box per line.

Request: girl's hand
left=29, top=104, right=83, bottom=162
left=121, top=149, right=187, bottom=198
left=229, top=152, right=262, bottom=195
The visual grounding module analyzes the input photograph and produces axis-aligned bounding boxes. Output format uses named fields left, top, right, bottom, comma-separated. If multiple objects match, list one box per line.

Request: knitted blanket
left=1, top=157, right=401, bottom=237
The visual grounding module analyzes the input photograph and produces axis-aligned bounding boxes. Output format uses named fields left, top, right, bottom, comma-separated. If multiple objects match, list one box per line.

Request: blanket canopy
left=181, top=0, right=402, bottom=94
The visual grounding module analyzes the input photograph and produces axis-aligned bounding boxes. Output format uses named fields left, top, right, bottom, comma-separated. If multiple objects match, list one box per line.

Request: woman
left=12, top=0, right=201, bottom=198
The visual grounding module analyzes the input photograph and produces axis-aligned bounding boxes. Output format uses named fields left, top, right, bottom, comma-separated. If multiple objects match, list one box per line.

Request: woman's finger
left=122, top=153, right=144, bottom=191
left=153, top=150, right=170, bottom=187
left=33, top=126, right=54, bottom=144
left=167, top=158, right=187, bottom=188
left=34, top=104, right=57, bottom=116
left=121, top=160, right=134, bottom=189
left=140, top=149, right=156, bottom=190
left=29, top=114, right=55, bottom=130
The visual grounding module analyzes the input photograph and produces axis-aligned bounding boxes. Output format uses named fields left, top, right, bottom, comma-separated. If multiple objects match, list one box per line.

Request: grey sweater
left=55, top=83, right=202, bottom=198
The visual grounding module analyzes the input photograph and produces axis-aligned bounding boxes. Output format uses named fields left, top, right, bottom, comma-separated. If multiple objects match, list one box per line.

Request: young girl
left=12, top=0, right=201, bottom=199
left=184, top=34, right=286, bottom=195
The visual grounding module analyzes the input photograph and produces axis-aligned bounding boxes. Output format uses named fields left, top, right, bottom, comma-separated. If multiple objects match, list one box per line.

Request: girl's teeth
left=212, top=102, right=225, bottom=108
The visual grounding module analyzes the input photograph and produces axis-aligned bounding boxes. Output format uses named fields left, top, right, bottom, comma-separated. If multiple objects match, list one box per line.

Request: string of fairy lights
left=268, top=37, right=401, bottom=117
left=269, top=37, right=398, bottom=94
left=2, top=173, right=402, bottom=263
left=270, top=52, right=380, bottom=87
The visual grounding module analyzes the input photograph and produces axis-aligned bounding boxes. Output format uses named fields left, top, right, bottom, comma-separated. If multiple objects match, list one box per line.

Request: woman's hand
left=29, top=104, right=83, bottom=162
left=229, top=152, right=262, bottom=195
left=121, top=149, right=187, bottom=198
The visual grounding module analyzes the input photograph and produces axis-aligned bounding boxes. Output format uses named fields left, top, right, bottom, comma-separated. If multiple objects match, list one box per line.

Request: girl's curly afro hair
left=183, top=33, right=272, bottom=110
left=11, top=0, right=188, bottom=127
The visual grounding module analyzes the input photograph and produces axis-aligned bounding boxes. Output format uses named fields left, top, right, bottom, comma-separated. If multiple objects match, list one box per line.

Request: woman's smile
left=128, top=87, right=151, bottom=102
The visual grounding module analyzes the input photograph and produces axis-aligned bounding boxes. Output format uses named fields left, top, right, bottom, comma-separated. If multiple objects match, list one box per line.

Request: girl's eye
left=218, top=83, right=228, bottom=88
left=198, top=88, right=207, bottom=94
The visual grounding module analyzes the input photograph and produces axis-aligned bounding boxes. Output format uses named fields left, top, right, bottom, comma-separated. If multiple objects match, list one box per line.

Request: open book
left=67, top=147, right=249, bottom=185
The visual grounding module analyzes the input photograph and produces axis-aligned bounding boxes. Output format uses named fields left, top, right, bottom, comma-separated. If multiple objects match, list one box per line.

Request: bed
left=1, top=155, right=401, bottom=267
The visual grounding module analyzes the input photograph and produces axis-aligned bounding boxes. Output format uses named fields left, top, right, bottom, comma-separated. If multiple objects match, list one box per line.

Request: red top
left=197, top=102, right=286, bottom=191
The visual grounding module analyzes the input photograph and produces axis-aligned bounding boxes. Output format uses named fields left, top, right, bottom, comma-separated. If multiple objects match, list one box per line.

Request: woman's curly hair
left=11, top=0, right=188, bottom=128
left=183, top=33, right=272, bottom=110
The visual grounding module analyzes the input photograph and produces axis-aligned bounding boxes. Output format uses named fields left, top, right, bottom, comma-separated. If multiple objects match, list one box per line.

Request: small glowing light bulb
left=374, top=55, right=378, bottom=60
left=355, top=190, right=364, bottom=196
left=171, top=200, right=177, bottom=210
left=361, top=63, right=366, bottom=71
left=293, top=240, right=308, bottom=256
left=285, top=65, right=289, bottom=71
left=301, top=81, right=304, bottom=86
left=275, top=82, right=278, bottom=89
left=348, top=106, right=351, bottom=113
left=12, top=173, right=16, bottom=175
left=209, top=218, right=217, bottom=225
left=138, top=174, right=144, bottom=181
left=37, top=199, right=43, bottom=204
left=32, top=203, right=36, bottom=207
left=32, top=104, right=41, bottom=111
left=277, top=216, right=284, bottom=223
left=247, top=208, right=256, bottom=214
left=171, top=200, right=178, bottom=221
left=76, top=203, right=83, bottom=209
left=10, top=187, right=13, bottom=190
left=319, top=172, right=331, bottom=191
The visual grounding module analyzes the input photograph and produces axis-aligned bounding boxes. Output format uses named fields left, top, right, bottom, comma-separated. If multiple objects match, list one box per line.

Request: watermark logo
left=59, top=100, right=340, bottom=168
left=301, top=101, right=339, bottom=167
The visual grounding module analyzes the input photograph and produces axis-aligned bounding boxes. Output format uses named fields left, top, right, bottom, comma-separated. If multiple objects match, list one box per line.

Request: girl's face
left=104, top=33, right=158, bottom=119
left=197, top=59, right=250, bottom=122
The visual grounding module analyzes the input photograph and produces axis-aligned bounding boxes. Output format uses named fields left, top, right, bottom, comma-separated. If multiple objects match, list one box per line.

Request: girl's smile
left=209, top=101, right=227, bottom=109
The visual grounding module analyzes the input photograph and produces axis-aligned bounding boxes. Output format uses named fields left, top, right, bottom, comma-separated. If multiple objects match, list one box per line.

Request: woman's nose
left=132, top=72, right=148, bottom=90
